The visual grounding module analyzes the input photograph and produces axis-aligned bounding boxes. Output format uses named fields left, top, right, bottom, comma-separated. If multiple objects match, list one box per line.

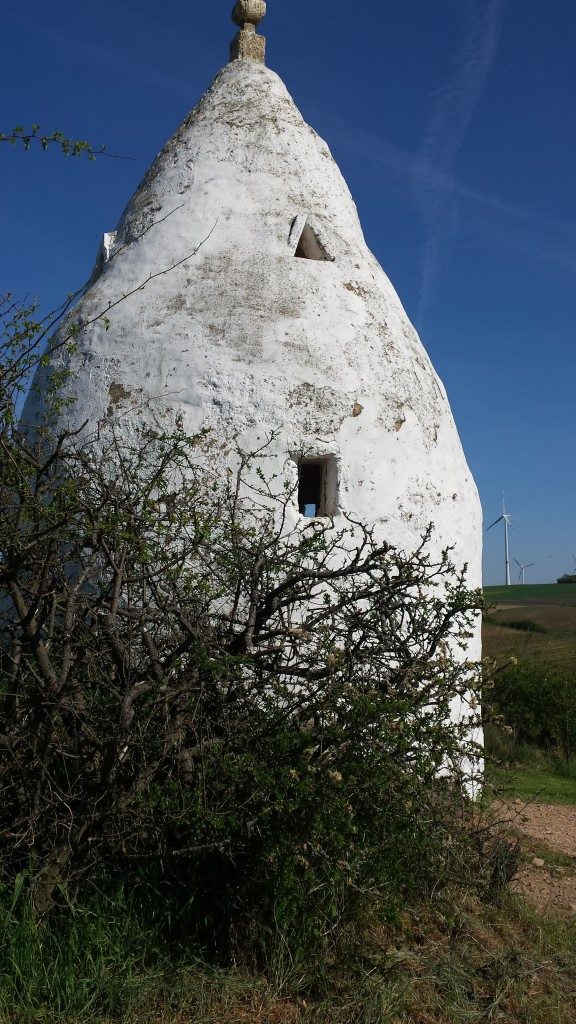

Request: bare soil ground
left=502, top=800, right=576, bottom=917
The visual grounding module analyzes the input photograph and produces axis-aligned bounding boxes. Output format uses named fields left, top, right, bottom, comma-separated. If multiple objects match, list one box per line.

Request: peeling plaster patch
left=352, top=402, right=363, bottom=418
left=206, top=323, right=226, bottom=339
left=394, top=416, right=406, bottom=432
left=106, top=382, right=147, bottom=419
left=108, top=382, right=131, bottom=405
left=343, top=282, right=370, bottom=299
left=288, top=382, right=346, bottom=434
left=166, top=295, right=186, bottom=314
left=276, top=302, right=302, bottom=318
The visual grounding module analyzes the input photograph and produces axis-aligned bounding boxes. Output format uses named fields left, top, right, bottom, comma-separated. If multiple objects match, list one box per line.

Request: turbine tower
left=514, top=558, right=534, bottom=585
left=487, top=497, right=512, bottom=586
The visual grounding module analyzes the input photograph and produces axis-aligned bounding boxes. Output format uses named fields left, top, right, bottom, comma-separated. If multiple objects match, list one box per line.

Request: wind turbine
left=514, top=558, right=534, bottom=585
left=486, top=497, right=512, bottom=586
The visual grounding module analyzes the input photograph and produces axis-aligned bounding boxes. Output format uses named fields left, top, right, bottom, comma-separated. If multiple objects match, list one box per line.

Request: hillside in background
left=483, top=584, right=576, bottom=667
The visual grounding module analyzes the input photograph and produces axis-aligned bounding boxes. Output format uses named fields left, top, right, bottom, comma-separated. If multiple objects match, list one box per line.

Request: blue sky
left=2, top=0, right=575, bottom=585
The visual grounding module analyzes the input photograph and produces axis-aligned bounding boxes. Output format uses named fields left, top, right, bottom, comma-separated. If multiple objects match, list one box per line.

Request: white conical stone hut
left=23, top=2, right=482, bottom=659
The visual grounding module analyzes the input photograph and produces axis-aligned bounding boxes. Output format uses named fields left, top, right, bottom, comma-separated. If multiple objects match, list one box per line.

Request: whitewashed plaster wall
left=23, top=58, right=482, bottom=662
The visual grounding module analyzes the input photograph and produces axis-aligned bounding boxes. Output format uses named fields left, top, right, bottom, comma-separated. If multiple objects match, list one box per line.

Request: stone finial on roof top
left=230, top=0, right=267, bottom=64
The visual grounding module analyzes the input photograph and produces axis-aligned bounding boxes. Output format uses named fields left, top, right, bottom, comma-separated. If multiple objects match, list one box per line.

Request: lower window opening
left=297, top=457, right=336, bottom=517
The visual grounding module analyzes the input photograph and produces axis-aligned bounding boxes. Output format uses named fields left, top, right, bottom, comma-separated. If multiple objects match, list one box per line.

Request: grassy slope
left=5, top=895, right=576, bottom=1024
left=482, top=583, right=576, bottom=665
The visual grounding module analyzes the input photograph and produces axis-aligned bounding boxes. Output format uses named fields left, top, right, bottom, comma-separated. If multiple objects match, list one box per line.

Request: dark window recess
left=294, top=223, right=333, bottom=261
left=297, top=457, right=336, bottom=517
left=298, top=462, right=322, bottom=516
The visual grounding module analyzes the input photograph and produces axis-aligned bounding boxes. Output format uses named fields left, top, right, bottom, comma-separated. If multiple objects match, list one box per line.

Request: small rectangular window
left=297, top=456, right=337, bottom=517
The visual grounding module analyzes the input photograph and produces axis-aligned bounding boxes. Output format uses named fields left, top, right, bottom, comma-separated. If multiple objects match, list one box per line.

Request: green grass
left=491, top=765, right=576, bottom=804
left=484, top=583, right=576, bottom=606
left=521, top=841, right=576, bottom=871
left=3, top=739, right=576, bottom=1023
left=3, top=895, right=576, bottom=1023
left=485, top=726, right=576, bottom=804
left=3, top=802, right=576, bottom=1023
left=0, top=882, right=169, bottom=1023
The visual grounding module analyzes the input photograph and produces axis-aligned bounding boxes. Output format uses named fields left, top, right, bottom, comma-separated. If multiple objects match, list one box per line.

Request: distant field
left=484, top=583, right=576, bottom=606
left=483, top=583, right=576, bottom=666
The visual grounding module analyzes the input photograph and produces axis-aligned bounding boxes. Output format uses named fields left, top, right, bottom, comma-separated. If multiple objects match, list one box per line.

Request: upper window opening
left=289, top=216, right=333, bottom=262
left=297, top=456, right=337, bottom=517
left=295, top=223, right=332, bottom=261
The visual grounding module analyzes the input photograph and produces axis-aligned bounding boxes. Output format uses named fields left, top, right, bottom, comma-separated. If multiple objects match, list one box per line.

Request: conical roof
left=23, top=50, right=481, bottom=582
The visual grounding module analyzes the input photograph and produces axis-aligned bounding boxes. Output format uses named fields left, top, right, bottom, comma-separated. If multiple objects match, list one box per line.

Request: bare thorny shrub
left=0, top=295, right=505, bottom=964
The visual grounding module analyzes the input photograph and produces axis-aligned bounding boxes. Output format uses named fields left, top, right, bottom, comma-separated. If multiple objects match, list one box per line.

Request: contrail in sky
left=322, top=115, right=576, bottom=282
left=414, top=0, right=505, bottom=324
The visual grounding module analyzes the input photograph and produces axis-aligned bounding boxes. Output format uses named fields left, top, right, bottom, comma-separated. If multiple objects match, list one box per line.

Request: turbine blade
left=486, top=516, right=503, bottom=531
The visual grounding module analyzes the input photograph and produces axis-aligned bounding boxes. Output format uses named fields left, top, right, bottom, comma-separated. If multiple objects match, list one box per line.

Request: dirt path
left=502, top=800, right=576, bottom=917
